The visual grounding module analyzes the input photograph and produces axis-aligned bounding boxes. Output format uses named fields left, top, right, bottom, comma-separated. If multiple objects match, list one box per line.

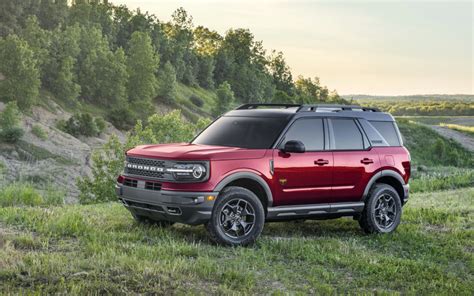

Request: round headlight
left=192, top=164, right=206, bottom=179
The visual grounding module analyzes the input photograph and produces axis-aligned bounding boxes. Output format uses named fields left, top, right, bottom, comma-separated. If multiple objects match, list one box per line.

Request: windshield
left=192, top=116, right=289, bottom=149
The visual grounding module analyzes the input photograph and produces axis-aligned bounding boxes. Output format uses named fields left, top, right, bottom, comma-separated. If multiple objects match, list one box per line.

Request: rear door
left=272, top=118, right=333, bottom=205
left=329, top=118, right=380, bottom=202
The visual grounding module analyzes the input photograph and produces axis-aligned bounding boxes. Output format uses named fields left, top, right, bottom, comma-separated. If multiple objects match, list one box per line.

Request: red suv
left=116, top=104, right=410, bottom=246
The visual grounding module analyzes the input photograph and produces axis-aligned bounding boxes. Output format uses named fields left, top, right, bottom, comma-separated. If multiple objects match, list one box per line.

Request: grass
left=0, top=188, right=473, bottom=294
left=411, top=166, right=474, bottom=193
left=440, top=123, right=474, bottom=136
left=397, top=119, right=473, bottom=167
left=31, top=125, right=48, bottom=140
left=0, top=182, right=64, bottom=207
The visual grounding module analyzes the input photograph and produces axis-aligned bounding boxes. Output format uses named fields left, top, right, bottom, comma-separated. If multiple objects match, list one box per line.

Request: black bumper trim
left=116, top=184, right=218, bottom=225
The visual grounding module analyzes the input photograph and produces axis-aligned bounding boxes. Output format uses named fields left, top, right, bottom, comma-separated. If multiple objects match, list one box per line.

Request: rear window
left=370, top=121, right=401, bottom=146
left=192, top=116, right=288, bottom=149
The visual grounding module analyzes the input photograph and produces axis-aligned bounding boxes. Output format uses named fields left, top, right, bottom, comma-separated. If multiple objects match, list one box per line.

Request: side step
left=266, top=202, right=365, bottom=220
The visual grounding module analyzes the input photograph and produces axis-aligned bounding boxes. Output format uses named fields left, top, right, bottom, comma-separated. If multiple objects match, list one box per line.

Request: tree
left=0, top=34, right=40, bottom=110
left=126, top=31, right=159, bottom=113
left=43, top=25, right=81, bottom=104
left=21, top=16, right=51, bottom=80
left=0, top=101, right=24, bottom=143
left=268, top=50, right=294, bottom=95
left=213, top=81, right=234, bottom=116
left=158, top=61, right=177, bottom=104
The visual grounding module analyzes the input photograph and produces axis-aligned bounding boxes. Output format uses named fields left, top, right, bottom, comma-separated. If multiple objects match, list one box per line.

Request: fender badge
left=279, top=178, right=287, bottom=185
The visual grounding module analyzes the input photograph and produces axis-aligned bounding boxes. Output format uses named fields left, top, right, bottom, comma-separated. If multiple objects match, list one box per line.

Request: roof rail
left=234, top=103, right=380, bottom=112
left=236, top=103, right=300, bottom=110
left=297, top=104, right=380, bottom=112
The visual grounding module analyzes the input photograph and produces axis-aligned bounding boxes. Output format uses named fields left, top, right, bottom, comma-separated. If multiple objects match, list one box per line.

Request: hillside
left=343, top=94, right=474, bottom=102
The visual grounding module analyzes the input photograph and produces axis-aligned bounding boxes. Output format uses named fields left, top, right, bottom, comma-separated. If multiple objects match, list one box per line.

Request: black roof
left=225, top=103, right=395, bottom=121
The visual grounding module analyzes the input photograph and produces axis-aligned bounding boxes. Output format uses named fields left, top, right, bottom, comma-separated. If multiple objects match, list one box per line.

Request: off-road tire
left=359, top=183, right=402, bottom=234
left=206, top=186, right=265, bottom=247
left=131, top=212, right=175, bottom=227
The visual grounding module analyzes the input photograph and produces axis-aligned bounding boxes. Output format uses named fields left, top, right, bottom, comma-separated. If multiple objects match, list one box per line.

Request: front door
left=272, top=118, right=333, bottom=205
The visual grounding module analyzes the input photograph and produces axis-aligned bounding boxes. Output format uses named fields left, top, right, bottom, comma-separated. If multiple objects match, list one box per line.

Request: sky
left=113, top=0, right=473, bottom=95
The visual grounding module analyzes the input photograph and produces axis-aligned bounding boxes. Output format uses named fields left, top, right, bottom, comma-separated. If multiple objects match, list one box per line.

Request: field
left=0, top=188, right=473, bottom=294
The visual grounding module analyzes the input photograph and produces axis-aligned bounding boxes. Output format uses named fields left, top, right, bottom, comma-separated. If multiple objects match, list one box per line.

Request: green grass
left=411, top=166, right=474, bottom=193
left=0, top=188, right=473, bottom=294
left=397, top=119, right=473, bottom=167
left=440, top=123, right=474, bottom=136
left=0, top=182, right=64, bottom=207
left=31, top=125, right=48, bottom=140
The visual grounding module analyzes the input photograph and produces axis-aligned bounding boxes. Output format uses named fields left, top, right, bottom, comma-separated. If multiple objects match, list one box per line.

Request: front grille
left=145, top=181, right=162, bottom=191
left=127, top=157, right=165, bottom=167
left=124, top=156, right=172, bottom=180
left=126, top=167, right=165, bottom=179
left=124, top=178, right=137, bottom=187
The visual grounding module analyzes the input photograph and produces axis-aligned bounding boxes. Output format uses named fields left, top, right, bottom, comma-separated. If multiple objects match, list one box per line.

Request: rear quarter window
left=369, top=121, right=401, bottom=146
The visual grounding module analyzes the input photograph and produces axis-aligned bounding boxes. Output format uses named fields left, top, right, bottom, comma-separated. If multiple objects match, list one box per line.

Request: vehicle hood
left=126, top=143, right=267, bottom=161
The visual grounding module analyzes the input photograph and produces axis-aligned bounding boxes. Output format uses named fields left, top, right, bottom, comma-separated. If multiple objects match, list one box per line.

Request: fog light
left=206, top=195, right=215, bottom=201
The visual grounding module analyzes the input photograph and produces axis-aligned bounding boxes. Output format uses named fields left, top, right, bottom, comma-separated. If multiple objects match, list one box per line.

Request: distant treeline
left=356, top=100, right=474, bottom=116
left=0, top=0, right=347, bottom=129
left=346, top=94, right=474, bottom=102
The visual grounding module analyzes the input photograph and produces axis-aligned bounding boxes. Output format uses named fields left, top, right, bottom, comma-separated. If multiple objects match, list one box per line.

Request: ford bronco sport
left=116, top=104, right=410, bottom=246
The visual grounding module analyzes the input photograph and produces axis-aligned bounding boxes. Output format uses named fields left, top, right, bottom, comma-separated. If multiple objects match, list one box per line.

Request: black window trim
left=274, top=117, right=326, bottom=152
left=327, top=117, right=372, bottom=152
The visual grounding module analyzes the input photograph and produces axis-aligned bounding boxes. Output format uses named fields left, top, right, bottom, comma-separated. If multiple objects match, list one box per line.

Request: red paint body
left=127, top=143, right=410, bottom=206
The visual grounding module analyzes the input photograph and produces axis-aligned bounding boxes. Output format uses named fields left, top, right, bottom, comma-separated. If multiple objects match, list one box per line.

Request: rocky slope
left=0, top=101, right=125, bottom=203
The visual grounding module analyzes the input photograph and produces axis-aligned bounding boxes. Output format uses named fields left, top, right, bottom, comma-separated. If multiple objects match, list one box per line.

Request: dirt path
left=430, top=125, right=474, bottom=152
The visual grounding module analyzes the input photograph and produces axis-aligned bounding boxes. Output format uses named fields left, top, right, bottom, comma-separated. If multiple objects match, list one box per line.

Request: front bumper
left=116, top=184, right=218, bottom=225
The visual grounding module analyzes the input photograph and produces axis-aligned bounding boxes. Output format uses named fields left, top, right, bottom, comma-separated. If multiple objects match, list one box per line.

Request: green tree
left=158, top=61, right=177, bottom=104
left=44, top=25, right=81, bottom=104
left=126, top=31, right=159, bottom=115
left=21, top=16, right=51, bottom=80
left=213, top=81, right=235, bottom=116
left=0, top=101, right=24, bottom=143
left=0, top=34, right=40, bottom=110
left=268, top=50, right=294, bottom=95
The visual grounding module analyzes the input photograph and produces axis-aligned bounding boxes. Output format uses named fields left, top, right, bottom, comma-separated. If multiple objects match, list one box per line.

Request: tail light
left=402, top=161, right=411, bottom=182
left=116, top=175, right=125, bottom=184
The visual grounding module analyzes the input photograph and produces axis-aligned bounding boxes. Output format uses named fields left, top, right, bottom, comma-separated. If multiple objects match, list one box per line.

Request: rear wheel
left=359, top=183, right=402, bottom=234
left=131, top=212, right=175, bottom=227
left=206, top=186, right=265, bottom=246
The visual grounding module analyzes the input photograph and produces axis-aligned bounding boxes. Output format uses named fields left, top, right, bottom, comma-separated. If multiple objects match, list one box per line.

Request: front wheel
left=206, top=186, right=265, bottom=246
left=359, top=183, right=402, bottom=234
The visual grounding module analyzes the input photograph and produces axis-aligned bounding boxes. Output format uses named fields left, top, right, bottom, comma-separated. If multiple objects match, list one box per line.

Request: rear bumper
left=116, top=184, right=218, bottom=225
left=402, top=184, right=409, bottom=204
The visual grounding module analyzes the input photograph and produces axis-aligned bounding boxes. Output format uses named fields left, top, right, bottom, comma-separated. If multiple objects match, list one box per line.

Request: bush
left=108, top=106, right=137, bottom=130
left=0, top=101, right=24, bottom=143
left=31, top=125, right=47, bottom=140
left=190, top=95, right=204, bottom=107
left=77, top=110, right=212, bottom=204
left=0, top=182, right=64, bottom=207
left=59, top=113, right=106, bottom=137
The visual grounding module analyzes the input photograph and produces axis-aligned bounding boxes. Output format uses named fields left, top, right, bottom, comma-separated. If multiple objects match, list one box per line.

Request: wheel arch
left=362, top=170, right=406, bottom=202
left=214, top=172, right=273, bottom=208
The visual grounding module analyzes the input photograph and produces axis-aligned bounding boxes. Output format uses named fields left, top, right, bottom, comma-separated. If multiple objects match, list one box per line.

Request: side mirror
left=281, top=140, right=305, bottom=153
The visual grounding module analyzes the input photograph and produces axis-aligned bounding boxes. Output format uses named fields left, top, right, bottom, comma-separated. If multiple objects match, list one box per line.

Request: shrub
left=0, top=101, right=24, bottom=143
left=77, top=110, right=212, bottom=204
left=108, top=106, right=137, bottom=130
left=0, top=182, right=64, bottom=207
left=31, top=125, right=47, bottom=140
left=190, top=94, right=204, bottom=107
left=59, top=113, right=105, bottom=137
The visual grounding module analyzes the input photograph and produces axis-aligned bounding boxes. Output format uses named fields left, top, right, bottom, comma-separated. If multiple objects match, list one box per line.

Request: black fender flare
left=362, top=170, right=406, bottom=201
left=213, top=172, right=274, bottom=207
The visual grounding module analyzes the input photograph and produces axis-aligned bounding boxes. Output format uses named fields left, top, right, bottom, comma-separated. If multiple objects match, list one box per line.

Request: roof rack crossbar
left=236, top=103, right=301, bottom=110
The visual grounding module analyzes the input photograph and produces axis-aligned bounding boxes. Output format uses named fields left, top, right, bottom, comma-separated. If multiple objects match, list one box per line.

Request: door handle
left=361, top=158, right=374, bottom=164
left=314, top=159, right=329, bottom=166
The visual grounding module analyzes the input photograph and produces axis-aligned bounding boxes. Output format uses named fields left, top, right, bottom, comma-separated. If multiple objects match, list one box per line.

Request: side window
left=281, top=118, right=324, bottom=151
left=359, top=119, right=389, bottom=147
left=331, top=118, right=364, bottom=150
left=370, top=121, right=401, bottom=146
